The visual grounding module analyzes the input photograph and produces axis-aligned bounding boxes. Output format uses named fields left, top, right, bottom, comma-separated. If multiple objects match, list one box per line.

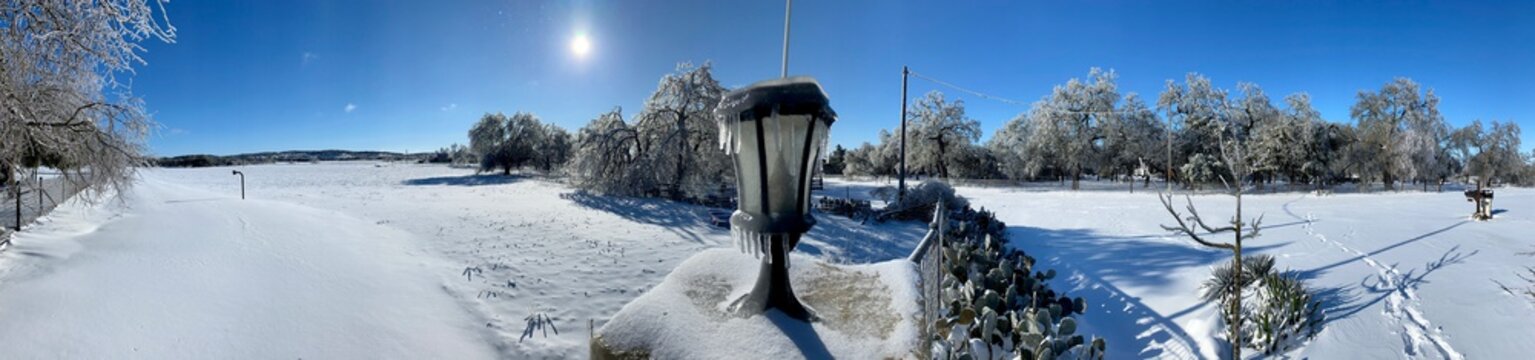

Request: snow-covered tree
left=822, top=144, right=847, bottom=175
left=467, top=112, right=567, bottom=175
left=1159, top=73, right=1230, bottom=188
left=1030, top=69, right=1119, bottom=190
left=536, top=123, right=573, bottom=172
left=1449, top=120, right=1522, bottom=188
left=1350, top=78, right=1444, bottom=190
left=1100, top=93, right=1164, bottom=189
left=1227, top=83, right=1281, bottom=188
left=570, top=108, right=647, bottom=195
left=987, top=111, right=1047, bottom=181
left=1160, top=96, right=1266, bottom=358
left=1, top=0, right=176, bottom=201
left=633, top=62, right=729, bottom=199
left=905, top=91, right=981, bottom=179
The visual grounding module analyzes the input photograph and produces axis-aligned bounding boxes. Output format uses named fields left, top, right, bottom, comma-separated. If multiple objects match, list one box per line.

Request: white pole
left=781, top=0, right=792, bottom=78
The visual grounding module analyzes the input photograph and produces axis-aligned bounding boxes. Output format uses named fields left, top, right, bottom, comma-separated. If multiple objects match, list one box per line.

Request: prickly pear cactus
left=925, top=200, right=1106, bottom=360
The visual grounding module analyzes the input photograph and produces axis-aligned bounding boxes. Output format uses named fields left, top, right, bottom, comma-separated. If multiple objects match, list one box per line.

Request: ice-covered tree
left=468, top=112, right=560, bottom=175
left=1, top=0, right=176, bottom=201
left=570, top=108, right=647, bottom=195
left=822, top=144, right=847, bottom=175
left=633, top=62, right=728, bottom=199
left=1159, top=107, right=1265, bottom=358
left=987, top=111, right=1048, bottom=181
left=1030, top=69, right=1119, bottom=190
left=1449, top=120, right=1523, bottom=188
left=905, top=91, right=980, bottom=179
left=1159, top=73, right=1231, bottom=189
left=1100, top=93, right=1164, bottom=190
left=1350, top=78, right=1444, bottom=190
left=536, top=123, right=573, bottom=172
left=1227, top=83, right=1281, bottom=188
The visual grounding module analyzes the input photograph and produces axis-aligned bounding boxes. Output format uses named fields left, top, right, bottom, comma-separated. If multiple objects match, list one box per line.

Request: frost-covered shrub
left=1203, top=254, right=1323, bottom=355
left=884, top=181, right=969, bottom=221
left=1180, top=153, right=1228, bottom=189
left=927, top=202, right=1106, bottom=360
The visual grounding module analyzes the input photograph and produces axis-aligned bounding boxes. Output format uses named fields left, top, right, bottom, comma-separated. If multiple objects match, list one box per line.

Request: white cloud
left=344, top=103, right=357, bottom=113
left=301, top=52, right=319, bottom=65
left=440, top=103, right=458, bottom=112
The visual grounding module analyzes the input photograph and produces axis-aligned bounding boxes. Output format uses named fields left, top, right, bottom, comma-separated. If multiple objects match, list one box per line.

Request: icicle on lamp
left=715, top=77, right=835, bottom=321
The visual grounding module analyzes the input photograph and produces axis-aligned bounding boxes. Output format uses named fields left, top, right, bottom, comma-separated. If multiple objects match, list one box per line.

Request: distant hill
left=155, top=150, right=431, bottom=168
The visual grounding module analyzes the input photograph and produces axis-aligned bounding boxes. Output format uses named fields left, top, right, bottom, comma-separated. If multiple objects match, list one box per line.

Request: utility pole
left=1166, top=108, right=1173, bottom=192
left=899, top=66, right=909, bottom=203
left=780, top=0, right=792, bottom=78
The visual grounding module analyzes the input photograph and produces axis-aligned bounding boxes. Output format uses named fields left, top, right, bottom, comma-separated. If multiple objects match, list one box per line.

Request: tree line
left=455, top=63, right=731, bottom=201
left=458, top=65, right=1531, bottom=201
left=829, top=69, right=1532, bottom=191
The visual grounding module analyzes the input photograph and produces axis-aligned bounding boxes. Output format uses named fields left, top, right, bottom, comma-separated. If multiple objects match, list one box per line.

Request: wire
left=907, top=70, right=1028, bottom=106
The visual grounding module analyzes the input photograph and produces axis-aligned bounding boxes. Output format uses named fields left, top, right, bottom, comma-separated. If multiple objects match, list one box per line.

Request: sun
left=570, top=33, right=592, bottom=58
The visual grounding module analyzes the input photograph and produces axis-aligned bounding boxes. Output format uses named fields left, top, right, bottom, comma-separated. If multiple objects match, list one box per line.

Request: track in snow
left=1302, top=214, right=1464, bottom=360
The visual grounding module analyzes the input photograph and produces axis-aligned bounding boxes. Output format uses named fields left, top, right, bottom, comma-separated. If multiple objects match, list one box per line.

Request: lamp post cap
left=717, top=76, right=835, bottom=122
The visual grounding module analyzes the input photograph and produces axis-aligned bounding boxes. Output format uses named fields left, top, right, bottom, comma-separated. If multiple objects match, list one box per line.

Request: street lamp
left=231, top=170, right=245, bottom=200
left=715, top=76, right=835, bottom=321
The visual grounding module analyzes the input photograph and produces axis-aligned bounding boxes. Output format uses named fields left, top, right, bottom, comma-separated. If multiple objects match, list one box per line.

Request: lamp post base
left=731, top=233, right=817, bottom=322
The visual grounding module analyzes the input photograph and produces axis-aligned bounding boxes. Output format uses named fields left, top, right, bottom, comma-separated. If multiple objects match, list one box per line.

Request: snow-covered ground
left=0, top=162, right=923, bottom=358
left=945, top=181, right=1535, bottom=359
left=1, top=163, right=1530, bottom=359
left=597, top=249, right=922, bottom=359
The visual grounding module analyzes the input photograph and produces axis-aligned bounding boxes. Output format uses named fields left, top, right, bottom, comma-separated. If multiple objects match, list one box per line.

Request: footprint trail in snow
left=1302, top=214, right=1463, bottom=360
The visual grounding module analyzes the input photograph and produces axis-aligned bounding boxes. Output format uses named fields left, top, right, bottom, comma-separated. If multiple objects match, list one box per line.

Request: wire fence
left=908, top=202, right=946, bottom=359
left=1, top=174, right=86, bottom=245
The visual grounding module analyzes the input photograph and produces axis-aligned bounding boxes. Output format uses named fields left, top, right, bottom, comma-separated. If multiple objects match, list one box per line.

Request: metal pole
left=899, top=66, right=909, bottom=203
left=780, top=0, right=792, bottom=78
left=1167, top=108, right=1173, bottom=192
left=233, top=170, right=245, bottom=200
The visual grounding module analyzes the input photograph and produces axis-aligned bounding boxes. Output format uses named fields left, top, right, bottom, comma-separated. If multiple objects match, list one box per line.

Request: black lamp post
left=716, top=77, right=835, bottom=321
left=231, top=170, right=245, bottom=200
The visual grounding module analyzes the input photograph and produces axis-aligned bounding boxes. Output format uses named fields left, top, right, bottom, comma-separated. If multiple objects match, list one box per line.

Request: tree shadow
left=765, top=310, right=833, bottom=360
left=1312, top=245, right=1478, bottom=324
left=1299, top=220, right=1469, bottom=280
left=1006, top=225, right=1291, bottom=358
left=797, top=216, right=927, bottom=264
left=400, top=174, right=525, bottom=186
left=562, top=191, right=714, bottom=244
left=164, top=198, right=224, bottom=204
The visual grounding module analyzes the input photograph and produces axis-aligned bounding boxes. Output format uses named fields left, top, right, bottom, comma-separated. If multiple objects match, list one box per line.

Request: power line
left=906, top=70, right=1028, bottom=106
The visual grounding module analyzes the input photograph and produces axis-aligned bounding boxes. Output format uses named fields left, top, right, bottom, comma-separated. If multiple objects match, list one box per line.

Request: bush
left=1203, top=254, right=1323, bottom=355
left=883, top=181, right=969, bottom=221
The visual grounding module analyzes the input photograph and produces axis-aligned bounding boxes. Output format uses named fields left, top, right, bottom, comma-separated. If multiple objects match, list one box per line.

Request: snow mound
left=595, top=248, right=922, bottom=359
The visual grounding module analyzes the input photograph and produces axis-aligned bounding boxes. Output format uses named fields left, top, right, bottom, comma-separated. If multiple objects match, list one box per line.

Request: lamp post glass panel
left=716, top=77, right=835, bottom=321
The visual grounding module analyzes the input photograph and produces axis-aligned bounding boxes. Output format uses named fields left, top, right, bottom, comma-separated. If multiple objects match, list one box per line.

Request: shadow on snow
left=400, top=174, right=526, bottom=187
left=1006, top=225, right=1290, bottom=358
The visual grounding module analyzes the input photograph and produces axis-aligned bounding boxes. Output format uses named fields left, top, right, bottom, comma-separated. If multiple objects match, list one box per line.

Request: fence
left=907, top=201, right=947, bottom=359
left=1, top=173, right=86, bottom=245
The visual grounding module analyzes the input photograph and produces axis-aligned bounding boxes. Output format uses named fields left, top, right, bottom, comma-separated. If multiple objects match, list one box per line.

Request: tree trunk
left=1071, top=164, right=1082, bottom=190
left=1382, top=170, right=1395, bottom=191
left=1231, top=187, right=1245, bottom=359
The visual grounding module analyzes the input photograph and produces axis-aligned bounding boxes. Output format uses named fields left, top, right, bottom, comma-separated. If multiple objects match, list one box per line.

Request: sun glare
left=570, top=33, right=592, bottom=58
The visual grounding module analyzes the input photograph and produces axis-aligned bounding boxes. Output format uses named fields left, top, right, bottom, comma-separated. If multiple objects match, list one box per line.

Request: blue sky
left=136, top=0, right=1535, bottom=156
